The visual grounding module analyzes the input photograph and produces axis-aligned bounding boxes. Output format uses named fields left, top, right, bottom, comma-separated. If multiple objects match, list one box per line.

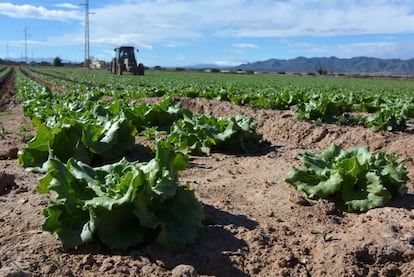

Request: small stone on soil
left=171, top=264, right=197, bottom=277
left=332, top=215, right=342, bottom=224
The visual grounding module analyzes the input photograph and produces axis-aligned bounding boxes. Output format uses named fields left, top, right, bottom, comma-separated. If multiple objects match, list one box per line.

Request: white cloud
left=54, top=3, right=81, bottom=10
left=211, top=60, right=244, bottom=67
left=0, top=3, right=83, bottom=21
left=89, top=1, right=203, bottom=46
left=233, top=44, right=259, bottom=49
left=8, top=1, right=414, bottom=46
left=220, top=0, right=414, bottom=37
left=334, top=41, right=414, bottom=59
left=81, top=0, right=414, bottom=49
left=280, top=38, right=414, bottom=59
left=4, top=0, right=414, bottom=63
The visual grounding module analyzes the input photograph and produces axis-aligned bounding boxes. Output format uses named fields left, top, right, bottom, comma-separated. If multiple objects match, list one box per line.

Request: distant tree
left=53, top=56, right=63, bottom=66
left=316, top=66, right=328, bottom=75
left=316, top=62, right=329, bottom=75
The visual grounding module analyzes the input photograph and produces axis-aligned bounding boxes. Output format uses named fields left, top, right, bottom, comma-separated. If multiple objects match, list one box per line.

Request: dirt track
left=0, top=69, right=413, bottom=276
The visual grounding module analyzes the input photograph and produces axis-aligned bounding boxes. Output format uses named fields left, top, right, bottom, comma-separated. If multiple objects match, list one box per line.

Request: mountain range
left=235, top=56, right=414, bottom=75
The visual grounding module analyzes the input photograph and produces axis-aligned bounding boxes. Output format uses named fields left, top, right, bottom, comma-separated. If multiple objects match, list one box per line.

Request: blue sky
left=1, top=0, right=414, bottom=67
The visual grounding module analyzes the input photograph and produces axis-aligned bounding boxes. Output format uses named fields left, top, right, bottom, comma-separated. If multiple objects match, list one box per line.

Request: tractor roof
left=114, top=46, right=135, bottom=50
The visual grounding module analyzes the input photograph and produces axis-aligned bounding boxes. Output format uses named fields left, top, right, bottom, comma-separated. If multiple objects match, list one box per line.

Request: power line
left=24, top=27, right=29, bottom=63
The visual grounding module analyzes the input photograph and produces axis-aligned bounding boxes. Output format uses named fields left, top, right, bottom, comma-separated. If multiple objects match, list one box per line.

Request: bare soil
left=1, top=70, right=413, bottom=277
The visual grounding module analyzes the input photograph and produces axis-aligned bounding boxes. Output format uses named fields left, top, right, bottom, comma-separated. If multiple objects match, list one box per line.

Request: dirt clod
left=0, top=147, right=18, bottom=160
left=172, top=264, right=198, bottom=277
left=0, top=172, right=15, bottom=195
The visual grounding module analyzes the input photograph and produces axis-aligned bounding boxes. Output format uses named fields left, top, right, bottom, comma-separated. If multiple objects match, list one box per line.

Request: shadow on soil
left=213, top=142, right=282, bottom=157
left=138, top=204, right=258, bottom=276
left=389, top=193, right=414, bottom=210
left=68, top=204, right=257, bottom=276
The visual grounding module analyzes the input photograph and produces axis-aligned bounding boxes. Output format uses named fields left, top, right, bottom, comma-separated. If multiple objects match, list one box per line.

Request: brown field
left=1, top=69, right=414, bottom=276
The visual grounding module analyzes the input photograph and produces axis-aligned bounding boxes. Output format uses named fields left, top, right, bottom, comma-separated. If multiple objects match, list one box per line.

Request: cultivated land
left=0, top=67, right=414, bottom=276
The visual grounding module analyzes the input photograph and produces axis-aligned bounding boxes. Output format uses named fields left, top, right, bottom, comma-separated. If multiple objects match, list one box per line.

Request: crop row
left=11, top=66, right=411, bottom=252
left=0, top=67, right=11, bottom=82
left=26, top=66, right=414, bottom=131
left=14, top=67, right=267, bottom=251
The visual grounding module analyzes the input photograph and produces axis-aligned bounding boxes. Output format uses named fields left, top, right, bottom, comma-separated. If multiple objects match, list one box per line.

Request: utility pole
left=81, top=0, right=90, bottom=67
left=24, top=27, right=28, bottom=63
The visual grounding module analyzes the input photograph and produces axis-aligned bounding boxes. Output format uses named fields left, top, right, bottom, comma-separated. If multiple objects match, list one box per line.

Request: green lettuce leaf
left=42, top=201, right=92, bottom=249
left=168, top=113, right=266, bottom=155
left=285, top=144, right=408, bottom=212
left=19, top=113, right=136, bottom=172
left=36, top=141, right=204, bottom=250
left=155, top=185, right=204, bottom=251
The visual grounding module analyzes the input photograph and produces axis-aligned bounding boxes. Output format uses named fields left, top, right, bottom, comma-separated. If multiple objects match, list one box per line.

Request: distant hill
left=235, top=56, right=414, bottom=75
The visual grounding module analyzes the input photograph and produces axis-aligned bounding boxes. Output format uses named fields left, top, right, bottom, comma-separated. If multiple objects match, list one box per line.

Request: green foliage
left=36, top=140, right=204, bottom=251
left=364, top=105, right=407, bottom=131
left=285, top=144, right=408, bottom=212
left=14, top=68, right=271, bottom=252
left=296, top=94, right=353, bottom=123
left=14, top=66, right=413, bottom=251
left=17, top=76, right=267, bottom=173
left=18, top=67, right=414, bottom=132
left=167, top=111, right=267, bottom=155
left=124, top=97, right=187, bottom=132
left=18, top=113, right=136, bottom=172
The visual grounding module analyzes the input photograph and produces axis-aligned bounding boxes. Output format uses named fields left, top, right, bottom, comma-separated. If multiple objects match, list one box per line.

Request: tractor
left=110, top=46, right=144, bottom=75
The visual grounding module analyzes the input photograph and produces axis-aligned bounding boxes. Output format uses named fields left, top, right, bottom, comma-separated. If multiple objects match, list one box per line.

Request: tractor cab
left=116, top=47, right=135, bottom=62
left=110, top=46, right=144, bottom=75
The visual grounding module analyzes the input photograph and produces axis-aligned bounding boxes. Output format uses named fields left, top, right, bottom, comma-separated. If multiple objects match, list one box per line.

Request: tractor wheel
left=111, top=59, right=116, bottom=74
left=138, top=63, right=145, bottom=76
left=117, top=64, right=123, bottom=75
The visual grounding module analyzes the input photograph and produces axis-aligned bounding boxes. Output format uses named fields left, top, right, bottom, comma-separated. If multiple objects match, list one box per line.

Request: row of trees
left=0, top=56, right=91, bottom=67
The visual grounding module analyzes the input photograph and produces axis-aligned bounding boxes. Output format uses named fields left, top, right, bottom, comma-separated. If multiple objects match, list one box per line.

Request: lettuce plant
left=36, top=140, right=204, bottom=251
left=285, top=144, right=408, bottom=211
left=18, top=112, right=136, bottom=172
left=168, top=111, right=267, bottom=155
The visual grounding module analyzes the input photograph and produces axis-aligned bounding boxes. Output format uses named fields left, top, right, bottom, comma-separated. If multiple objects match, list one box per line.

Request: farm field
left=1, top=66, right=414, bottom=276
